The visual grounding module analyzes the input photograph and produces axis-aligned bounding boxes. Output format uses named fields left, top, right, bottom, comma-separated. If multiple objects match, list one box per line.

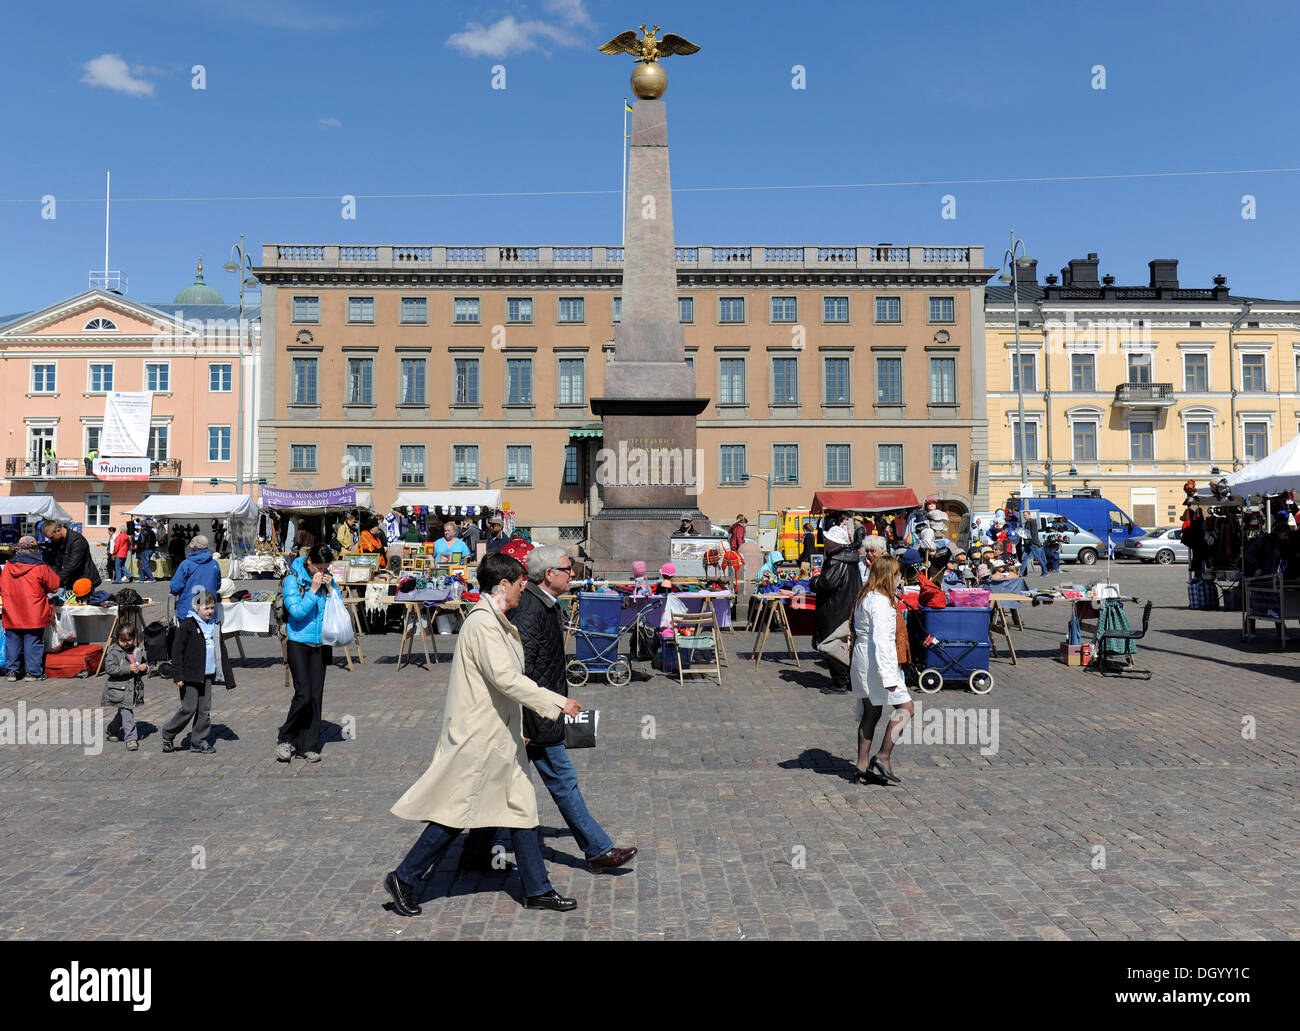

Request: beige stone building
left=253, top=244, right=995, bottom=539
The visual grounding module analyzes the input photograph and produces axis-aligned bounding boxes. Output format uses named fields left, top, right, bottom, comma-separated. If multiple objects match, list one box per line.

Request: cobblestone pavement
left=0, top=563, right=1296, bottom=940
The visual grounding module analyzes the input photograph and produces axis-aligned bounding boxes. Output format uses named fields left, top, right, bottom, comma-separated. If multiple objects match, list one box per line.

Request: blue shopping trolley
left=566, top=591, right=632, bottom=688
left=915, top=606, right=995, bottom=695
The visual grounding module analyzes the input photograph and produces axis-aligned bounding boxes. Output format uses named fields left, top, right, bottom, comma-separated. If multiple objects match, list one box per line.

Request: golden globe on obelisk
left=587, top=25, right=705, bottom=570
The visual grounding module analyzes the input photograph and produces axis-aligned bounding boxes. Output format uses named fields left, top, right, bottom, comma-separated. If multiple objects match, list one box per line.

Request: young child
left=103, top=623, right=147, bottom=751
left=160, top=587, right=235, bottom=754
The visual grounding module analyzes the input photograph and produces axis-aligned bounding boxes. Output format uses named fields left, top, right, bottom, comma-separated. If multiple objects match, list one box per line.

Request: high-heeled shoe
left=869, top=756, right=900, bottom=784
left=851, top=767, right=877, bottom=785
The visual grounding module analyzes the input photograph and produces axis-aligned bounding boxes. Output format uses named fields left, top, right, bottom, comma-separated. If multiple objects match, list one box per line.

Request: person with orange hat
left=2, top=536, right=61, bottom=682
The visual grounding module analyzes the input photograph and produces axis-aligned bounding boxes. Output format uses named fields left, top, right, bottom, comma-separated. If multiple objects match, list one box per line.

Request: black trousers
left=281, top=641, right=328, bottom=753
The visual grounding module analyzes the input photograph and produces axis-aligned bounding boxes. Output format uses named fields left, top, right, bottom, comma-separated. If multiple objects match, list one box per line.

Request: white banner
left=95, top=457, right=150, bottom=481
left=100, top=391, right=153, bottom=457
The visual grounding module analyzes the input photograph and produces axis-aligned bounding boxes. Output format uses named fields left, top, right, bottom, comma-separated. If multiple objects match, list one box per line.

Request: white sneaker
left=275, top=741, right=293, bottom=762
left=302, top=751, right=321, bottom=763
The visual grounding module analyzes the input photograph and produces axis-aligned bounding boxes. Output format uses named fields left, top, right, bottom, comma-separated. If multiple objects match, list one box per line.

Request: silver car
left=1120, top=527, right=1188, bottom=565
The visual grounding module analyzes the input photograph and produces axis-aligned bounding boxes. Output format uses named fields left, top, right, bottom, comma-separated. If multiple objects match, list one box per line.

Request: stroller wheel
left=968, top=670, right=994, bottom=695
left=607, top=658, right=632, bottom=687
left=918, top=668, right=944, bottom=694
left=565, top=660, right=590, bottom=689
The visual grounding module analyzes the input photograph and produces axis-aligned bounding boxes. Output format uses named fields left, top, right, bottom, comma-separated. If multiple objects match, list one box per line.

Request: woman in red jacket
left=2, top=536, right=62, bottom=681
left=110, top=526, right=133, bottom=583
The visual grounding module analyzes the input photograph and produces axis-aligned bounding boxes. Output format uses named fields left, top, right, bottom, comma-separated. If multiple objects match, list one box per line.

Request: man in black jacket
left=811, top=525, right=862, bottom=692
left=135, top=520, right=159, bottom=582
left=40, top=520, right=101, bottom=592
left=462, top=544, right=637, bottom=874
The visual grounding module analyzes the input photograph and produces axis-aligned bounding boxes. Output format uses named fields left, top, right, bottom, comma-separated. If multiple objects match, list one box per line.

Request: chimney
left=1066, top=253, right=1100, bottom=288
left=1148, top=259, right=1179, bottom=289
left=1018, top=259, right=1038, bottom=284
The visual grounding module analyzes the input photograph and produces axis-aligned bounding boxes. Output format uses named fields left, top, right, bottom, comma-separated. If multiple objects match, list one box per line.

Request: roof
left=810, top=489, right=919, bottom=514
left=985, top=284, right=1046, bottom=305
left=173, top=260, right=224, bottom=305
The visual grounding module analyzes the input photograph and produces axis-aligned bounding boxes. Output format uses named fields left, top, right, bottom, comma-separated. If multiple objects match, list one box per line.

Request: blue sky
left=2, top=0, right=1299, bottom=312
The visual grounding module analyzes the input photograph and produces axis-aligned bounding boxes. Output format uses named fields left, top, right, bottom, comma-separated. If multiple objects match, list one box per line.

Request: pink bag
left=949, top=587, right=991, bottom=608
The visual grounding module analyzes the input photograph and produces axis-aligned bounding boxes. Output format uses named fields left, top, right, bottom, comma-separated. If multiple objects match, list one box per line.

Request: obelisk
left=588, top=26, right=707, bottom=570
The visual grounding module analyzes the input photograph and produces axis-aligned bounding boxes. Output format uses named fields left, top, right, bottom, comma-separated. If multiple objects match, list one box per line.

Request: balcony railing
left=1113, top=382, right=1174, bottom=404
left=5, top=458, right=183, bottom=478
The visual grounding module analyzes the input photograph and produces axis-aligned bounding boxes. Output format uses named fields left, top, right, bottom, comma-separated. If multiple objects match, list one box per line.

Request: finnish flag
left=1107, top=537, right=1115, bottom=559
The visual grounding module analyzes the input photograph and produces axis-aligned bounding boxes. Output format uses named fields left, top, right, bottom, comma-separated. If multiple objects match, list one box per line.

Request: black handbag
left=563, top=709, right=599, bottom=749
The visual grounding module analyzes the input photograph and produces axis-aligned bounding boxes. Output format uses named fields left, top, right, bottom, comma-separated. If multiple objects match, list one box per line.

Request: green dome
left=173, top=258, right=224, bottom=305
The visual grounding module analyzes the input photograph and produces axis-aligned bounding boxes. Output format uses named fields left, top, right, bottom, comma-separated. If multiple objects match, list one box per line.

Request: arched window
left=83, top=317, right=118, bottom=332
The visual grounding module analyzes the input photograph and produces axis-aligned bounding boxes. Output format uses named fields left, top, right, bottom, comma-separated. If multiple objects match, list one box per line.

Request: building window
left=823, top=296, right=849, bottom=323
left=346, top=357, right=374, bottom=405
left=824, top=357, right=850, bottom=404
left=454, top=358, right=480, bottom=405
left=292, top=296, right=319, bottom=323
left=772, top=444, right=799, bottom=483
left=506, top=297, right=533, bottom=324
left=400, top=297, right=427, bottom=324
left=400, top=358, right=426, bottom=405
left=772, top=357, right=799, bottom=404
left=453, top=297, right=481, bottom=323
left=557, top=358, right=584, bottom=405
left=83, top=318, right=117, bottom=332
left=1010, top=420, right=1038, bottom=462
left=506, top=445, right=533, bottom=485
left=678, top=297, right=694, bottom=323
left=145, top=362, right=169, bottom=392
left=88, top=363, right=113, bottom=392
left=453, top=444, right=480, bottom=485
left=719, top=444, right=746, bottom=484
left=291, top=357, right=317, bottom=404
left=1186, top=421, right=1210, bottom=462
left=877, top=444, right=903, bottom=484
left=770, top=296, right=797, bottom=323
left=875, top=356, right=902, bottom=404
left=399, top=444, right=426, bottom=486
left=719, top=296, right=745, bottom=324
left=931, top=443, right=958, bottom=474
left=1072, top=422, right=1097, bottom=461
left=347, top=296, right=375, bottom=323
left=719, top=357, right=746, bottom=404
left=345, top=444, right=373, bottom=485
left=557, top=297, right=585, bottom=323
left=1184, top=353, right=1209, bottom=392
left=929, top=357, right=956, bottom=404
left=1241, top=354, right=1266, bottom=393
left=31, top=363, right=56, bottom=393
left=1130, top=420, right=1154, bottom=461
left=147, top=425, right=169, bottom=462
left=611, top=296, right=621, bottom=323
left=1127, top=352, right=1152, bottom=384
left=208, top=425, right=231, bottom=462
left=563, top=445, right=579, bottom=485
left=825, top=444, right=851, bottom=485
left=1071, top=353, right=1095, bottom=392
left=928, top=296, right=955, bottom=323
left=209, top=363, right=232, bottom=392
left=290, top=444, right=316, bottom=472
left=86, top=493, right=110, bottom=527
left=1243, top=421, right=1269, bottom=462
left=85, top=425, right=101, bottom=455
left=1011, top=353, right=1036, bottom=392
left=875, top=296, right=901, bottom=323
left=506, top=358, right=533, bottom=405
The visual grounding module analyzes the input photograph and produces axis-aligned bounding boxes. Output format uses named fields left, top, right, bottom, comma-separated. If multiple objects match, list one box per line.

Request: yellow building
left=985, top=253, right=1300, bottom=528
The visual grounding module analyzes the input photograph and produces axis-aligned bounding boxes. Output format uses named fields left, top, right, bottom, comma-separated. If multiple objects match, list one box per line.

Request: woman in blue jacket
left=277, top=544, right=343, bottom=764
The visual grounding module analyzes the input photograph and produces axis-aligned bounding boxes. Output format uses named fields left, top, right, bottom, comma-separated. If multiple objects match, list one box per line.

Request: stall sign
left=57, top=459, right=81, bottom=473
left=1247, top=589, right=1282, bottom=620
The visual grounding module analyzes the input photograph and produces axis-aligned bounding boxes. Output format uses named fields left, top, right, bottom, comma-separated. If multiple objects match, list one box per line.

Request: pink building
left=0, top=271, right=259, bottom=542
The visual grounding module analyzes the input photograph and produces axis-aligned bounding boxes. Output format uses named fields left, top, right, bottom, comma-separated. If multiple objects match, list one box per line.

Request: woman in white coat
left=849, top=555, right=915, bottom=785
left=384, top=552, right=583, bottom=916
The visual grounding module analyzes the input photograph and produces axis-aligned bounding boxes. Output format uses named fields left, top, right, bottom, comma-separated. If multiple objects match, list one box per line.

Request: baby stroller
left=566, top=591, right=632, bottom=688
left=913, top=606, right=995, bottom=695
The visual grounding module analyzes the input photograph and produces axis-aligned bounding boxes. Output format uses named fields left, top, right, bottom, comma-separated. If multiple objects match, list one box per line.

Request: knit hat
left=660, top=563, right=676, bottom=578
left=15, top=535, right=39, bottom=552
left=73, top=577, right=93, bottom=598
left=632, top=560, right=647, bottom=577
left=499, top=538, right=534, bottom=563
left=900, top=548, right=923, bottom=566
left=825, top=525, right=850, bottom=546
left=218, top=578, right=236, bottom=599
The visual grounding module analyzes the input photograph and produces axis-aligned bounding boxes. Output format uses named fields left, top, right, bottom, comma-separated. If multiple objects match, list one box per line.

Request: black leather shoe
left=384, top=872, right=422, bottom=916
left=869, top=756, right=901, bottom=784
left=523, top=890, right=577, bottom=912
left=588, top=846, right=637, bottom=872
left=459, top=852, right=516, bottom=873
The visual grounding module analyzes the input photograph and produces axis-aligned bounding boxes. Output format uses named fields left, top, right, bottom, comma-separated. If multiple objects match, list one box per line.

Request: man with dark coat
left=135, top=520, right=159, bottom=582
left=40, top=520, right=101, bottom=592
left=810, top=524, right=863, bottom=692
left=461, top=543, right=637, bottom=874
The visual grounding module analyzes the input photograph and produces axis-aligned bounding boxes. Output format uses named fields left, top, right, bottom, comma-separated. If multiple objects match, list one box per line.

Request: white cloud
left=318, top=117, right=342, bottom=130
left=543, top=0, right=593, bottom=26
left=446, top=13, right=584, bottom=58
left=80, top=54, right=156, bottom=98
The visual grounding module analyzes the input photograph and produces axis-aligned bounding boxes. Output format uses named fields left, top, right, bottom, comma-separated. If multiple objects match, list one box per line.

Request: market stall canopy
left=1226, top=434, right=1300, bottom=499
left=0, top=495, right=74, bottom=522
left=260, top=486, right=374, bottom=513
left=126, top=493, right=260, bottom=520
left=392, top=490, right=501, bottom=512
left=810, top=489, right=920, bottom=514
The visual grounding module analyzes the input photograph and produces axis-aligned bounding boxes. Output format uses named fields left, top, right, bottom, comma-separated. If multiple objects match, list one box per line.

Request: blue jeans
left=138, top=550, right=155, bottom=581
left=1026, top=543, right=1047, bottom=575
left=4, top=628, right=45, bottom=676
left=530, top=743, right=614, bottom=861
left=1044, top=547, right=1061, bottom=573
left=396, top=822, right=551, bottom=898
left=113, top=557, right=130, bottom=582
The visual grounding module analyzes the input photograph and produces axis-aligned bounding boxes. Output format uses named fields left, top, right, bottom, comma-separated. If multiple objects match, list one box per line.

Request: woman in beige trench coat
left=384, top=552, right=583, bottom=915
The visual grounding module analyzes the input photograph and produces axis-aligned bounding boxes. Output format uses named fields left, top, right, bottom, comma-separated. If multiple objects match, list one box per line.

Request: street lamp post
left=224, top=236, right=258, bottom=495
left=1000, top=231, right=1034, bottom=495
left=741, top=472, right=792, bottom=511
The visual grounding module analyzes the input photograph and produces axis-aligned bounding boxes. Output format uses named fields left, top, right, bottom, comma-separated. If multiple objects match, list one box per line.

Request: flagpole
left=621, top=96, right=628, bottom=247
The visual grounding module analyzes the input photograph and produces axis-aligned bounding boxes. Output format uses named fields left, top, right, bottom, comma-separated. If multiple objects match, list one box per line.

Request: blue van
left=1008, top=493, right=1145, bottom=553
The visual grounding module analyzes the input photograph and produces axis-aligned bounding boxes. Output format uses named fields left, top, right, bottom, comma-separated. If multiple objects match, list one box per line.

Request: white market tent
left=0, top=495, right=74, bottom=522
left=1226, top=434, right=1300, bottom=499
left=126, top=494, right=261, bottom=575
left=392, top=490, right=501, bottom=513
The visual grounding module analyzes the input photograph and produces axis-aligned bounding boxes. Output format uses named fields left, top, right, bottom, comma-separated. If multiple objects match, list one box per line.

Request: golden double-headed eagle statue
left=599, top=24, right=700, bottom=99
